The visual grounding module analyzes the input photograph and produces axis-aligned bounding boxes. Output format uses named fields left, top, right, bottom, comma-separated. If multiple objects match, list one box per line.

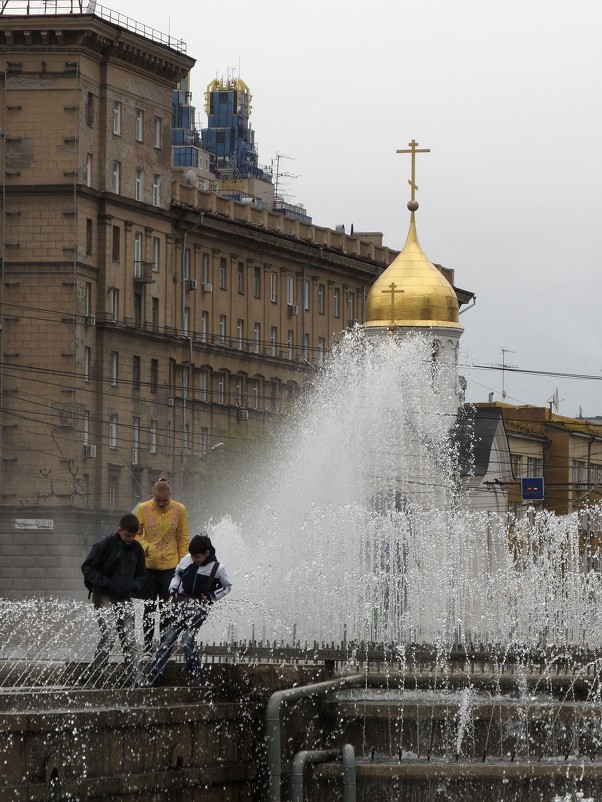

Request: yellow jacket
left=135, top=498, right=190, bottom=571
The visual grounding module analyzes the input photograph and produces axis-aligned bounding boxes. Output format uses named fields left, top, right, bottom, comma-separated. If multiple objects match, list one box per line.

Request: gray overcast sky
left=116, top=0, right=602, bottom=416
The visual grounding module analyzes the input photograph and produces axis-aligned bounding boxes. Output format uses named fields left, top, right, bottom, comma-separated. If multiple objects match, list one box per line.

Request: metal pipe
left=266, top=675, right=365, bottom=802
left=341, top=743, right=356, bottom=802
left=290, top=749, right=339, bottom=802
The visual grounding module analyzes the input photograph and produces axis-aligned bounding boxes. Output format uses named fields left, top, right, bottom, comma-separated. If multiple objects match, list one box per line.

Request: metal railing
left=0, top=1, right=187, bottom=52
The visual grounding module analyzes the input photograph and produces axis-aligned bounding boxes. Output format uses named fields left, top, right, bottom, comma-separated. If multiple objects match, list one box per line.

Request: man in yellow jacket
left=134, top=477, right=190, bottom=654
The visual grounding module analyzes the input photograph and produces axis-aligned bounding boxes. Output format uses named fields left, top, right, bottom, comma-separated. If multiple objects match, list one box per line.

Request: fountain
left=2, top=145, right=602, bottom=801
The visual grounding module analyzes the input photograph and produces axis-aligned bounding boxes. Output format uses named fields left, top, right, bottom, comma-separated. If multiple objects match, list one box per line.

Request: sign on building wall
left=521, top=478, right=544, bottom=501
left=14, top=519, right=54, bottom=530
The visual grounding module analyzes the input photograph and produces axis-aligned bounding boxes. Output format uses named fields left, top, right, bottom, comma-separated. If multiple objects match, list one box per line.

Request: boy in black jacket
left=81, top=513, right=146, bottom=686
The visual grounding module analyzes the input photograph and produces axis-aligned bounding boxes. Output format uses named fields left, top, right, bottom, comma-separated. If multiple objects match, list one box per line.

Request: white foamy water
left=200, top=331, right=602, bottom=650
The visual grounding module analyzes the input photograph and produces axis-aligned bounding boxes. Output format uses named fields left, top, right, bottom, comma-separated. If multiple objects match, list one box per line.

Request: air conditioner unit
left=83, top=444, right=96, bottom=458
left=287, top=304, right=299, bottom=315
left=84, top=314, right=96, bottom=327
left=185, top=279, right=198, bottom=291
left=168, top=396, right=175, bottom=407
left=202, top=282, right=213, bottom=293
left=238, top=409, right=249, bottom=421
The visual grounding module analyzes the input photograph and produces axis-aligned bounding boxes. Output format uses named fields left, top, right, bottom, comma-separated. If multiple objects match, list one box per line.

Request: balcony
left=133, top=261, right=155, bottom=284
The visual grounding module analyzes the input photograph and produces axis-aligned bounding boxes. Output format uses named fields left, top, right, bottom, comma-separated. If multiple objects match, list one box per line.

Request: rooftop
left=0, top=0, right=186, bottom=52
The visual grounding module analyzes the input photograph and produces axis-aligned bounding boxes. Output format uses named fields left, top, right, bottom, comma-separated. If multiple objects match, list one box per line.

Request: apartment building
left=0, top=6, right=388, bottom=594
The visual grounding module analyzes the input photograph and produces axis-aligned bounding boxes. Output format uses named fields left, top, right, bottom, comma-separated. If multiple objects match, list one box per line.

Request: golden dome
left=364, top=212, right=462, bottom=330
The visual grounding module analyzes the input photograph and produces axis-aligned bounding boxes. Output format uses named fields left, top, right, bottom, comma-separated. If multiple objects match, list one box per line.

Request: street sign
left=521, top=477, right=544, bottom=501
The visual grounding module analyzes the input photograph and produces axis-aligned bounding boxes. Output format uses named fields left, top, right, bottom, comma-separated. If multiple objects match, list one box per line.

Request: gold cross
left=396, top=139, right=430, bottom=203
left=381, top=281, right=404, bottom=329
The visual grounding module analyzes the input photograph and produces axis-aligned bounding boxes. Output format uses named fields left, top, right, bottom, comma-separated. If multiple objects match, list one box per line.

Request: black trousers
left=133, top=568, right=175, bottom=651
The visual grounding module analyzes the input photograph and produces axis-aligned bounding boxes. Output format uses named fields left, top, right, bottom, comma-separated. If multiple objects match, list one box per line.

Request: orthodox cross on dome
left=396, top=139, right=430, bottom=207
left=381, top=281, right=404, bottom=331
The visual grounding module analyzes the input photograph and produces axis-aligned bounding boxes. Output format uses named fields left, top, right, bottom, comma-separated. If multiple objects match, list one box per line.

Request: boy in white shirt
left=149, top=534, right=232, bottom=685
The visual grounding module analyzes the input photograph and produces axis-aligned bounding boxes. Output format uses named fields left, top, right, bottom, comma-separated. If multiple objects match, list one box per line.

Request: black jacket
left=81, top=533, right=146, bottom=601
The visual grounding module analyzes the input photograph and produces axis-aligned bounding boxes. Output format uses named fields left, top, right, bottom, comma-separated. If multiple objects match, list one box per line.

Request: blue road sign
left=521, top=477, right=544, bottom=501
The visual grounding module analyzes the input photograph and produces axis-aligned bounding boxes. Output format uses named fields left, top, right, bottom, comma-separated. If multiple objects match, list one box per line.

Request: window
left=199, top=370, right=208, bottom=402
left=219, top=315, right=226, bottom=344
left=237, top=262, right=245, bottom=293
left=201, top=311, right=209, bottom=341
left=252, top=382, right=259, bottom=410
left=86, top=219, right=93, bottom=255
left=132, top=291, right=141, bottom=326
left=150, top=419, right=158, bottom=454
left=527, top=457, right=543, bottom=477
left=236, top=319, right=244, bottom=349
left=133, top=355, right=141, bottom=391
left=318, top=337, right=326, bottom=365
left=152, top=237, right=160, bottom=272
left=152, top=174, right=161, bottom=206
left=333, top=287, right=341, bottom=318
left=84, top=346, right=91, bottom=382
left=151, top=298, right=159, bottom=330
left=132, top=417, right=140, bottom=465
left=134, top=290, right=142, bottom=324
left=217, top=374, right=225, bottom=404
left=219, top=257, right=227, bottom=290
left=153, top=116, right=162, bottom=148
left=254, top=323, right=261, bottom=353
left=134, top=232, right=143, bottom=274
left=254, top=266, right=262, bottom=299
left=110, top=351, right=119, bottom=386
left=109, top=413, right=118, bottom=448
left=112, top=160, right=121, bottom=194
left=86, top=153, right=93, bottom=187
left=347, top=291, right=355, bottom=322
left=287, top=275, right=295, bottom=305
left=201, top=253, right=209, bottom=284
left=234, top=378, right=242, bottom=406
left=270, top=326, right=277, bottom=357
left=135, top=168, right=144, bottom=201
left=572, top=459, right=587, bottom=486
left=287, top=330, right=294, bottom=360
left=83, top=410, right=90, bottom=445
left=135, top=108, right=144, bottom=142
left=303, top=332, right=310, bottom=360
left=183, top=423, right=190, bottom=453
left=112, top=226, right=120, bottom=262
left=111, top=288, right=119, bottom=320
left=511, top=453, right=523, bottom=478
left=304, top=279, right=311, bottom=311
left=200, top=427, right=208, bottom=454
left=113, top=100, right=122, bottom=135
left=150, top=358, right=158, bottom=393
left=318, top=284, right=326, bottom=315
left=183, top=306, right=190, bottom=335
left=108, top=474, right=117, bottom=511
left=86, top=92, right=94, bottom=127
left=183, top=248, right=191, bottom=281
left=270, top=273, right=277, bottom=303
left=84, top=281, right=92, bottom=316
